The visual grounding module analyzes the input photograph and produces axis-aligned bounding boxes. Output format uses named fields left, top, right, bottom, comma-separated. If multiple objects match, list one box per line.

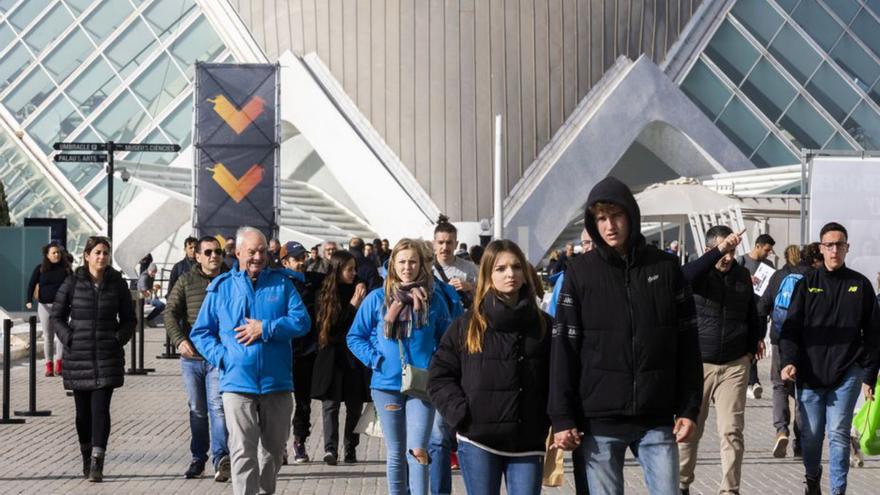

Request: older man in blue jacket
left=191, top=226, right=311, bottom=495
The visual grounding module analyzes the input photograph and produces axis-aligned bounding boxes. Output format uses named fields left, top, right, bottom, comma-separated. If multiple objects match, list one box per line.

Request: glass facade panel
left=92, top=90, right=151, bottom=142
left=843, top=101, right=880, bottom=148
left=768, top=24, right=822, bottom=83
left=825, top=132, right=854, bottom=151
left=830, top=33, right=880, bottom=89
left=0, top=43, right=32, bottom=93
left=104, top=18, right=157, bottom=79
left=866, top=1, right=880, bottom=18
left=731, top=0, right=784, bottom=46
left=42, top=27, right=92, bottom=83
left=64, top=0, right=94, bottom=15
left=752, top=133, right=798, bottom=167
left=66, top=57, right=119, bottom=114
left=161, top=96, right=193, bottom=147
left=131, top=53, right=188, bottom=117
left=705, top=20, right=760, bottom=85
left=850, top=9, right=880, bottom=60
left=778, top=96, right=835, bottom=149
left=805, top=63, right=860, bottom=122
left=82, top=0, right=132, bottom=44
left=168, top=16, right=224, bottom=77
left=55, top=127, right=101, bottom=189
left=0, top=22, right=13, bottom=48
left=0, top=0, right=17, bottom=14
left=85, top=177, right=137, bottom=218
left=22, top=3, right=71, bottom=53
left=775, top=0, right=798, bottom=13
left=715, top=96, right=768, bottom=155
left=823, top=0, right=860, bottom=24
left=791, top=0, right=843, bottom=51
left=3, top=67, right=54, bottom=121
left=27, top=94, right=81, bottom=152
left=144, top=0, right=196, bottom=41
left=681, top=59, right=733, bottom=120
left=741, top=58, right=796, bottom=121
left=8, top=0, right=45, bottom=32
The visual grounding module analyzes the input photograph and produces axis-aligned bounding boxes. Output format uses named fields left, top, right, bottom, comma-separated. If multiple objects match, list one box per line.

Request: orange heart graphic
left=207, top=95, right=266, bottom=134
left=210, top=163, right=263, bottom=203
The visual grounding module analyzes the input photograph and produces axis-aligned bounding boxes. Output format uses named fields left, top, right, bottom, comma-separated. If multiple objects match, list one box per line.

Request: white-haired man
left=191, top=226, right=311, bottom=495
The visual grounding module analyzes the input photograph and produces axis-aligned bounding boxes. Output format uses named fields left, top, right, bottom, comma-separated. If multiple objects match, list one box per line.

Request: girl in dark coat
left=311, top=251, right=371, bottom=464
left=25, top=242, right=72, bottom=376
left=428, top=240, right=552, bottom=495
left=51, top=236, right=135, bottom=482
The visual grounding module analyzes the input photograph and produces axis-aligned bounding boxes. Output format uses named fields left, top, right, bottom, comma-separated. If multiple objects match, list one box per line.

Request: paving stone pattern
left=1, top=332, right=878, bottom=494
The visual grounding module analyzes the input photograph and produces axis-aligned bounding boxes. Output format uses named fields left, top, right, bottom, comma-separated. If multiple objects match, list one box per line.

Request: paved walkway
left=1, top=331, right=878, bottom=494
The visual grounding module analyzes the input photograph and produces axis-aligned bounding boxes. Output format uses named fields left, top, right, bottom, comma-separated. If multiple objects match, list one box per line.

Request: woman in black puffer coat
left=51, top=236, right=135, bottom=483
left=428, top=240, right=551, bottom=495
left=311, top=250, right=372, bottom=465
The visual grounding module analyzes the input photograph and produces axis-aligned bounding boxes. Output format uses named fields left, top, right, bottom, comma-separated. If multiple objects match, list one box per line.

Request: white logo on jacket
left=648, top=274, right=660, bottom=283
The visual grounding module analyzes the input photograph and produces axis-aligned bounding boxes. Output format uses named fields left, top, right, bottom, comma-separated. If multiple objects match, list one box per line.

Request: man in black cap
left=279, top=241, right=323, bottom=463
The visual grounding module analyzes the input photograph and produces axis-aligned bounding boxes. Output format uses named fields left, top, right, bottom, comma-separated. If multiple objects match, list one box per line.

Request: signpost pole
left=107, top=141, right=114, bottom=243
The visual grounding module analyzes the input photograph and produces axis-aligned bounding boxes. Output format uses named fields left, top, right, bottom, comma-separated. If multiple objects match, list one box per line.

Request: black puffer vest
left=692, top=263, right=754, bottom=364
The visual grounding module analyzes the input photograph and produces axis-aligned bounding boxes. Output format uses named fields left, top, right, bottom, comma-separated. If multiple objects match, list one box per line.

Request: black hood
left=584, top=176, right=644, bottom=259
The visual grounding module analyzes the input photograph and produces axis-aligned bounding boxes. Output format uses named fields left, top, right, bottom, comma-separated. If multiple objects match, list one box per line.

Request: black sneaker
left=323, top=451, right=338, bottom=466
left=184, top=459, right=205, bottom=479
left=680, top=489, right=690, bottom=495
left=214, top=455, right=230, bottom=482
left=793, top=441, right=803, bottom=458
left=343, top=449, right=357, bottom=464
left=293, top=441, right=309, bottom=464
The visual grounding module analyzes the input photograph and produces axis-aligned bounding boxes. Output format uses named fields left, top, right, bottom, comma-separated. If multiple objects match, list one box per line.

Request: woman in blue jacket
left=348, top=238, right=452, bottom=495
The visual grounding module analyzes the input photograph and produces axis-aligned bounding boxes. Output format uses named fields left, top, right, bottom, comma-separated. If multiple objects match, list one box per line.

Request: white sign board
left=809, top=156, right=880, bottom=280
left=753, top=263, right=776, bottom=297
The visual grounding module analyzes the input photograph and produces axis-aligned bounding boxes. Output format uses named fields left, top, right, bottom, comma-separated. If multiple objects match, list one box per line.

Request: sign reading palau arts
left=193, top=63, right=280, bottom=242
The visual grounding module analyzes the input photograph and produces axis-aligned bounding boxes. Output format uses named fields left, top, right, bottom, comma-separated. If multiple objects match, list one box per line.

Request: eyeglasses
left=202, top=249, right=222, bottom=257
left=820, top=241, right=848, bottom=251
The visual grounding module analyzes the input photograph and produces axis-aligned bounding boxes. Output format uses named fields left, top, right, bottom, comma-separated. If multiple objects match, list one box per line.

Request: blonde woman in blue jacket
left=347, top=238, right=452, bottom=495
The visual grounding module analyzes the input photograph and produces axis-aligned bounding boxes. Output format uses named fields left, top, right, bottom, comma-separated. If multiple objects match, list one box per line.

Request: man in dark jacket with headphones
left=549, top=176, right=703, bottom=494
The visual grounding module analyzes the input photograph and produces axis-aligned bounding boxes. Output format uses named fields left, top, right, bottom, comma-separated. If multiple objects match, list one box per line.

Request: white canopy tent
left=635, top=179, right=745, bottom=259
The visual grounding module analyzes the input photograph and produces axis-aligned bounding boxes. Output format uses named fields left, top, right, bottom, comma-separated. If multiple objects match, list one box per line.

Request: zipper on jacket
left=625, top=267, right=636, bottom=415
left=93, top=281, right=100, bottom=388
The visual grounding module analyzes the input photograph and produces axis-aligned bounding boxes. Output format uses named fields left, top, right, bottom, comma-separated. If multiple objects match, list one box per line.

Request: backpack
left=770, top=273, right=804, bottom=337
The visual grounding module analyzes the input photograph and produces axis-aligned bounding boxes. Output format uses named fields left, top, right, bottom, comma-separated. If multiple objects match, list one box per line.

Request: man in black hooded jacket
left=548, top=176, right=703, bottom=494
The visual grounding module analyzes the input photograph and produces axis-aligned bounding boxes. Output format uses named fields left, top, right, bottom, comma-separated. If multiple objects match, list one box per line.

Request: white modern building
left=3, top=0, right=878, bottom=272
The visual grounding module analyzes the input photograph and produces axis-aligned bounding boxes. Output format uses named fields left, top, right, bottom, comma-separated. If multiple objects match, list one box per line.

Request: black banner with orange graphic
left=193, top=63, right=279, bottom=242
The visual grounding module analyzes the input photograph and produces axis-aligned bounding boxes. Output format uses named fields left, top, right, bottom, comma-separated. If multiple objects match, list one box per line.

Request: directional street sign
left=114, top=143, right=181, bottom=153
left=53, top=142, right=107, bottom=151
left=53, top=153, right=107, bottom=163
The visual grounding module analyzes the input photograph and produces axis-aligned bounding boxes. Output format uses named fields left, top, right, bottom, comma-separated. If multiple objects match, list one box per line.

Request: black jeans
left=73, top=388, right=114, bottom=449
left=321, top=399, right=363, bottom=454
left=292, top=353, right=315, bottom=440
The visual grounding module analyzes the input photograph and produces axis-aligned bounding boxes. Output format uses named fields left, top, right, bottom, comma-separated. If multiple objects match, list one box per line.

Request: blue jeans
left=797, top=365, right=863, bottom=493
left=146, top=298, right=165, bottom=322
left=584, top=425, right=678, bottom=495
left=429, top=413, right=456, bottom=495
left=457, top=440, right=542, bottom=495
left=372, top=389, right=435, bottom=495
left=180, top=358, right=228, bottom=468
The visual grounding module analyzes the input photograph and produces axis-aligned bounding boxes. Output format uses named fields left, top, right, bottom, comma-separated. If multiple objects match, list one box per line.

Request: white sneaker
left=747, top=384, right=762, bottom=399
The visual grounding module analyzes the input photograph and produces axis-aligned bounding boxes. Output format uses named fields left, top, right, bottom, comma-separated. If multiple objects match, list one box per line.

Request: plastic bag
left=853, top=383, right=880, bottom=456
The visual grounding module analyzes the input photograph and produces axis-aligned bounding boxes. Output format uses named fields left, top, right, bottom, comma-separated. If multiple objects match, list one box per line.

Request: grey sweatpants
left=222, top=391, right=293, bottom=495
left=38, top=303, right=62, bottom=361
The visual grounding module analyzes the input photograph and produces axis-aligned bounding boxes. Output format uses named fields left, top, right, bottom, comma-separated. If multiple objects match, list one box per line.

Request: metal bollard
left=127, top=293, right=148, bottom=375
left=14, top=316, right=51, bottom=417
left=156, top=334, right=180, bottom=359
left=138, top=297, right=155, bottom=373
left=1, top=319, right=25, bottom=424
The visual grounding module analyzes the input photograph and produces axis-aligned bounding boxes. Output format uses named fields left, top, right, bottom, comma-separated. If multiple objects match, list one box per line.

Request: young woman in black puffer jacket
left=51, top=236, right=135, bottom=482
left=428, top=239, right=551, bottom=495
